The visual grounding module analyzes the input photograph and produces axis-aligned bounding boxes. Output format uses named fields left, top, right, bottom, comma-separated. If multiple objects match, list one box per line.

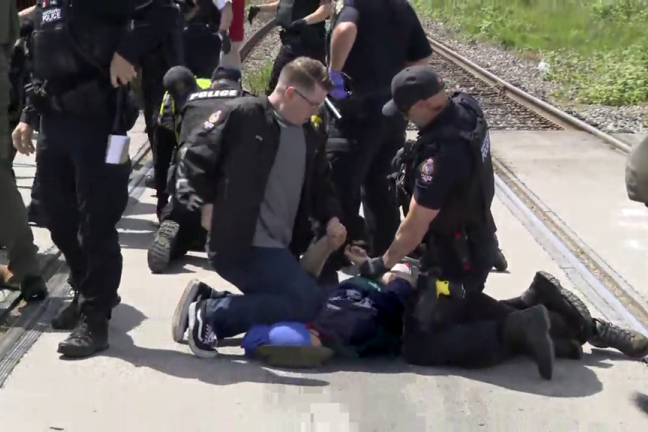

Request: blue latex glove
left=328, top=70, right=348, bottom=100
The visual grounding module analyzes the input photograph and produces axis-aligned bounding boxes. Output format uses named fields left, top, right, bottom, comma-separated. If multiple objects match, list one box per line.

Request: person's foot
left=0, top=265, right=19, bottom=289
left=52, top=293, right=121, bottom=331
left=492, top=247, right=508, bottom=272
left=520, top=271, right=594, bottom=344
left=57, top=313, right=109, bottom=358
left=172, top=279, right=214, bottom=343
left=147, top=220, right=180, bottom=274
left=20, top=275, right=48, bottom=301
left=502, top=305, right=555, bottom=380
left=187, top=300, right=218, bottom=358
left=589, top=319, right=648, bottom=359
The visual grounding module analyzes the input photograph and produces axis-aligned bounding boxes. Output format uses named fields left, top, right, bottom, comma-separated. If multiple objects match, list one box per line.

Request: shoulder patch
left=203, top=110, right=223, bottom=130
left=418, top=158, right=435, bottom=184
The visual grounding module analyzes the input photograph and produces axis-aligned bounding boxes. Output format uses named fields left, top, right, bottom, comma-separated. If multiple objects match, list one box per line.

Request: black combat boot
left=588, top=318, right=648, bottom=359
left=57, top=311, right=109, bottom=358
left=548, top=311, right=583, bottom=359
left=20, top=275, right=48, bottom=301
left=505, top=271, right=594, bottom=344
left=147, top=220, right=180, bottom=274
left=502, top=305, right=555, bottom=380
left=52, top=289, right=121, bottom=331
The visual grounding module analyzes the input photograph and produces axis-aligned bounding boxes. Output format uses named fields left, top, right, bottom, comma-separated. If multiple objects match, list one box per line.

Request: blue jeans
left=205, top=247, right=326, bottom=339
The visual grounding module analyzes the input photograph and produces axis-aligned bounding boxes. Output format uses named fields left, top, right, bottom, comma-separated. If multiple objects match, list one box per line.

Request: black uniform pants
left=153, top=125, right=177, bottom=214
left=160, top=198, right=206, bottom=257
left=401, top=267, right=516, bottom=368
left=140, top=53, right=169, bottom=150
left=36, top=112, right=131, bottom=315
left=183, top=25, right=222, bottom=79
left=326, top=111, right=405, bottom=254
left=265, top=43, right=326, bottom=96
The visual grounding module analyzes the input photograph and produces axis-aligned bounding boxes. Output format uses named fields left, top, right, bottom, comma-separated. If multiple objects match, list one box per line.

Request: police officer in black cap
left=10, top=0, right=173, bottom=359
left=325, top=0, right=432, bottom=261
left=359, top=65, right=556, bottom=379
left=248, top=0, right=332, bottom=95
left=147, top=65, right=249, bottom=273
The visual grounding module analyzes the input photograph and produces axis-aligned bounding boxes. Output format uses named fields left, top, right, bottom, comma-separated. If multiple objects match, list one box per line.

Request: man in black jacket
left=175, top=56, right=345, bottom=358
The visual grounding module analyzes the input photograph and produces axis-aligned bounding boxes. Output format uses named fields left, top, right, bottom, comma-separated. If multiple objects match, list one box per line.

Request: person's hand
left=218, top=30, right=231, bottom=55
left=326, top=217, right=346, bottom=240
left=288, top=19, right=307, bottom=31
left=344, top=245, right=368, bottom=266
left=201, top=204, right=213, bottom=231
left=110, top=53, right=137, bottom=88
left=328, top=70, right=347, bottom=100
left=358, top=256, right=389, bottom=279
left=11, top=122, right=34, bottom=155
left=247, top=6, right=260, bottom=24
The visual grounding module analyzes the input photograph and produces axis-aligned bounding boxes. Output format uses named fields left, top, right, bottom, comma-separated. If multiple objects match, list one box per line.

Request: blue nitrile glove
left=328, top=70, right=348, bottom=100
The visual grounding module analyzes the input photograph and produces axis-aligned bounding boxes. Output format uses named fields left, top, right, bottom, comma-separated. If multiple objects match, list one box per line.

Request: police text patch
left=418, top=158, right=435, bottom=184
left=188, top=89, right=239, bottom=101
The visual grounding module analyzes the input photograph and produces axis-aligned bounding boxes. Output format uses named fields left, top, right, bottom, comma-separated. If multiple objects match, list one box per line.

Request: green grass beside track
left=412, top=0, right=648, bottom=108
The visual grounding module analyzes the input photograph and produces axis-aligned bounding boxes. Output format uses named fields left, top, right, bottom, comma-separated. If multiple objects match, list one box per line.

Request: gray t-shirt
left=252, top=110, right=307, bottom=248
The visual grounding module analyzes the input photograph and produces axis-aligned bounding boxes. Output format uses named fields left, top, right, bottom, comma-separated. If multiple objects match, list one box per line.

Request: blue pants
left=205, top=247, right=327, bottom=339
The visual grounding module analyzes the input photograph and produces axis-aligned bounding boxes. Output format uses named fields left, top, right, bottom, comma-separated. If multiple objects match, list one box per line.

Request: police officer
left=10, top=0, right=167, bottom=359
left=626, top=134, right=648, bottom=208
left=148, top=66, right=248, bottom=273
left=181, top=0, right=233, bottom=81
left=248, top=0, right=332, bottom=95
left=0, top=0, right=48, bottom=300
left=325, top=0, right=432, bottom=259
left=359, top=66, right=555, bottom=379
left=132, top=0, right=184, bottom=192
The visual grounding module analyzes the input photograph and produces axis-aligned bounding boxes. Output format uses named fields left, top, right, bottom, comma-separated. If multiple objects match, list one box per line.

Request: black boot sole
left=524, top=305, right=555, bottom=380
left=147, top=221, right=180, bottom=274
left=533, top=271, right=594, bottom=344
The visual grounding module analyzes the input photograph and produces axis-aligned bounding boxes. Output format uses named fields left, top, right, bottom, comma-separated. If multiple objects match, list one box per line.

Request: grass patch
left=412, top=0, right=648, bottom=106
left=243, top=60, right=273, bottom=96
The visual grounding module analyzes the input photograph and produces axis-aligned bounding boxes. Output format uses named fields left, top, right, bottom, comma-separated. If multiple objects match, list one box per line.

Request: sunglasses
left=291, top=88, right=324, bottom=109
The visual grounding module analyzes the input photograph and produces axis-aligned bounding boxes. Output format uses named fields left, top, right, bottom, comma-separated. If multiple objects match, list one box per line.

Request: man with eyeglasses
left=173, top=56, right=346, bottom=358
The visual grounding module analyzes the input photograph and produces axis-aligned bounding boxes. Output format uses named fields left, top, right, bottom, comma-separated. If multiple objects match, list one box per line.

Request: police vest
left=187, top=0, right=221, bottom=26
left=404, top=93, right=494, bottom=236
left=177, top=84, right=244, bottom=144
left=275, top=0, right=325, bottom=48
left=31, top=0, right=128, bottom=85
left=158, top=77, right=211, bottom=140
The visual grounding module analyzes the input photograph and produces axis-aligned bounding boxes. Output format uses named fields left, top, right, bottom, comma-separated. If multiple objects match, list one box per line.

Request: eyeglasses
left=292, top=88, right=324, bottom=109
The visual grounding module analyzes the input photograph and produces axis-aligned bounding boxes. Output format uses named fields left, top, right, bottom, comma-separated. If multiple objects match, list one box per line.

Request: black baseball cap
left=382, top=65, right=446, bottom=116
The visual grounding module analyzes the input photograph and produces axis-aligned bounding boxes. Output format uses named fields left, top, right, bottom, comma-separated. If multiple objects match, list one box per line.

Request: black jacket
left=178, top=95, right=341, bottom=264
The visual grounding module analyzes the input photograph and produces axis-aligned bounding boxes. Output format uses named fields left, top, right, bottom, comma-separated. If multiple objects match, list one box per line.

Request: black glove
left=218, top=30, right=231, bottom=55
left=247, top=6, right=260, bottom=24
left=359, top=257, right=389, bottom=280
left=288, top=19, right=307, bottom=31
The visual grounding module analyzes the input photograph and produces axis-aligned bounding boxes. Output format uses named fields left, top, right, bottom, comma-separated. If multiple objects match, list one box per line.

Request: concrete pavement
left=490, top=131, right=648, bottom=308
left=0, top=157, right=646, bottom=430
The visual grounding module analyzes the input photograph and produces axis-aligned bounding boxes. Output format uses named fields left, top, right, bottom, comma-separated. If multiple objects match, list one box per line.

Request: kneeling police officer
left=360, top=66, right=556, bottom=379
left=148, top=66, right=248, bottom=273
left=11, top=0, right=168, bottom=359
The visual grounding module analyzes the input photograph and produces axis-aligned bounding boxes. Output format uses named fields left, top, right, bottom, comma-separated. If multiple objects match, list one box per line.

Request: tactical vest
left=158, top=77, right=211, bottom=140
left=177, top=84, right=244, bottom=144
left=187, top=0, right=220, bottom=26
left=275, top=0, right=325, bottom=49
left=401, top=93, right=494, bottom=236
left=31, top=0, right=127, bottom=85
